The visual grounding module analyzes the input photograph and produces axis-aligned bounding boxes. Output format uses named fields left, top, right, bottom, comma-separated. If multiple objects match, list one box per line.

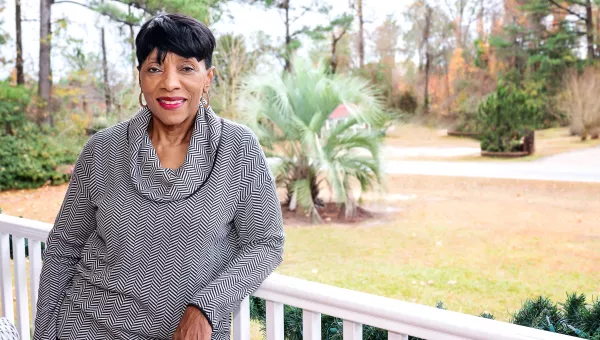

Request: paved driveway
left=384, top=146, right=600, bottom=183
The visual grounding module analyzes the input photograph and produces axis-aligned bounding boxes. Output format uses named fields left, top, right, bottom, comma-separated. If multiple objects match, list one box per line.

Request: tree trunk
left=284, top=0, right=292, bottom=72
left=330, top=32, right=338, bottom=74
left=423, top=5, right=432, bottom=115
left=288, top=191, right=297, bottom=211
left=477, top=0, right=485, bottom=40
left=586, top=0, right=594, bottom=59
left=101, top=27, right=111, bottom=115
left=38, top=0, right=52, bottom=125
left=357, top=0, right=364, bottom=68
left=129, top=5, right=137, bottom=85
left=424, top=53, right=431, bottom=114
left=130, top=25, right=136, bottom=83
left=445, top=61, right=451, bottom=115
left=15, top=0, right=24, bottom=85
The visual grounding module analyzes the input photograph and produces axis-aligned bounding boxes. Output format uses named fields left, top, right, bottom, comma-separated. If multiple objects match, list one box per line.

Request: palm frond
left=238, top=56, right=391, bottom=221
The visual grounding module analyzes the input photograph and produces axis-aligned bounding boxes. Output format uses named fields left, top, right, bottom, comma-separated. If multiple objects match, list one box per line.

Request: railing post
left=266, top=301, right=284, bottom=340
left=302, top=310, right=321, bottom=340
left=13, top=236, right=30, bottom=340
left=233, top=296, right=250, bottom=340
left=343, top=320, right=362, bottom=340
left=0, top=233, right=14, bottom=323
left=30, top=240, right=43, bottom=323
left=388, top=332, right=409, bottom=340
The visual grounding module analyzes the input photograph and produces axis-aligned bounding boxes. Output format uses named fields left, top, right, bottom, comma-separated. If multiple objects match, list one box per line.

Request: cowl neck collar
left=127, top=104, right=223, bottom=203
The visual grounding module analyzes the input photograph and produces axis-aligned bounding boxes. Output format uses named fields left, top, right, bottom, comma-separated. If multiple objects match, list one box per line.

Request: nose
left=160, top=67, right=181, bottom=92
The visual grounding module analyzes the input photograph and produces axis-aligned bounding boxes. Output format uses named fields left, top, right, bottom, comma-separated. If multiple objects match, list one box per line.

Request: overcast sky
left=0, top=0, right=414, bottom=81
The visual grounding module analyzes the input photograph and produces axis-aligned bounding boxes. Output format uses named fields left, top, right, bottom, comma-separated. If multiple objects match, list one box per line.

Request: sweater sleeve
left=33, top=137, right=97, bottom=340
left=188, top=135, right=285, bottom=331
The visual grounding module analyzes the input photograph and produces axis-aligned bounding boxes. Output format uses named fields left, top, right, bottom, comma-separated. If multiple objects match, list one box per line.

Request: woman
left=0, top=318, right=19, bottom=340
left=33, top=13, right=285, bottom=340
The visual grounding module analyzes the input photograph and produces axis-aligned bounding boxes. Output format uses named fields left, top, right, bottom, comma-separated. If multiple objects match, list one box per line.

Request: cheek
left=185, top=82, right=205, bottom=101
left=140, top=77, right=156, bottom=96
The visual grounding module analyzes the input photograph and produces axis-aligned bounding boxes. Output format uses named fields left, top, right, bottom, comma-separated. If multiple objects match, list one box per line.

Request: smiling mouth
left=157, top=97, right=186, bottom=109
left=158, top=98, right=186, bottom=104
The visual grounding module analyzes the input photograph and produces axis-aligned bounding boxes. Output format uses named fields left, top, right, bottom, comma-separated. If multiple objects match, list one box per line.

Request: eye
left=148, top=66, right=161, bottom=73
left=182, top=66, right=195, bottom=72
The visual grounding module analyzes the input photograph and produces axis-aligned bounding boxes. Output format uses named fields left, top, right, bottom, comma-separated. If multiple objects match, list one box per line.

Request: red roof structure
left=329, top=104, right=350, bottom=120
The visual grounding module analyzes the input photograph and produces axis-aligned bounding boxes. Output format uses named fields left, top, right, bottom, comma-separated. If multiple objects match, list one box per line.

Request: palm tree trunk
left=289, top=191, right=297, bottom=211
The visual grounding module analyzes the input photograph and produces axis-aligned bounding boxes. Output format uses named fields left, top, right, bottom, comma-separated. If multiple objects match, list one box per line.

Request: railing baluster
left=388, top=331, right=409, bottom=340
left=343, top=320, right=362, bottom=340
left=266, top=301, right=284, bottom=340
left=302, top=310, right=321, bottom=340
left=233, top=296, right=250, bottom=340
left=13, top=236, right=30, bottom=340
left=30, top=240, right=43, bottom=323
left=0, top=233, right=14, bottom=322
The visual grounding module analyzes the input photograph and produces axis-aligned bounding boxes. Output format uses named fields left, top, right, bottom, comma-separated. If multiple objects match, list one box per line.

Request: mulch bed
left=280, top=203, right=374, bottom=225
left=481, top=150, right=530, bottom=158
left=447, top=130, right=480, bottom=139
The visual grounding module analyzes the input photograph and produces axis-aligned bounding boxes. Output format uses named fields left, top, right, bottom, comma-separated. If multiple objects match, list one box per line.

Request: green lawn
left=275, top=175, right=600, bottom=321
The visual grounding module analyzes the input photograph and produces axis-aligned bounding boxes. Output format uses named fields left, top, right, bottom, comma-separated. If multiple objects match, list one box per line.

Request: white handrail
left=0, top=214, right=53, bottom=242
left=0, top=214, right=577, bottom=340
left=254, top=273, right=575, bottom=340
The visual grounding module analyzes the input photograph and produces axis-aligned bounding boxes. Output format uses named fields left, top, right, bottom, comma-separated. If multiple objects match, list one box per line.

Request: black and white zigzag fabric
left=32, top=104, right=285, bottom=340
left=0, top=318, right=19, bottom=340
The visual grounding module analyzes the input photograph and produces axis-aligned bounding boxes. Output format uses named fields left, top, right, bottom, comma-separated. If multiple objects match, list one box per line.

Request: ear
left=205, top=66, right=216, bottom=92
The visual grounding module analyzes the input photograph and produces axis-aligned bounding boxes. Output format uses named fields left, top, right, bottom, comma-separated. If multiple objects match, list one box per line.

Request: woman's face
left=139, top=49, right=214, bottom=127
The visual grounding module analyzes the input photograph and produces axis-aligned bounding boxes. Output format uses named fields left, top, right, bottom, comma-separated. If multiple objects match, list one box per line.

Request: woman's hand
left=173, top=306, right=212, bottom=340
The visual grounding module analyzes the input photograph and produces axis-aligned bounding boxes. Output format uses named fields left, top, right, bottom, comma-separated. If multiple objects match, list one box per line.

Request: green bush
left=250, top=293, right=600, bottom=340
left=0, top=82, right=29, bottom=135
left=0, top=82, right=86, bottom=191
left=396, top=90, right=418, bottom=114
left=512, top=294, right=600, bottom=339
left=0, top=128, right=85, bottom=191
left=454, top=110, right=482, bottom=135
left=477, top=84, right=540, bottom=152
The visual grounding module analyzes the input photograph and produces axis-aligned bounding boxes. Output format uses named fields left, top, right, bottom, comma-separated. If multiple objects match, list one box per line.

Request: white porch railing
left=0, top=214, right=576, bottom=340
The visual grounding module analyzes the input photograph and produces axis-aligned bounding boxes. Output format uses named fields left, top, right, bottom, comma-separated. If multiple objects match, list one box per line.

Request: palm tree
left=238, top=58, right=389, bottom=221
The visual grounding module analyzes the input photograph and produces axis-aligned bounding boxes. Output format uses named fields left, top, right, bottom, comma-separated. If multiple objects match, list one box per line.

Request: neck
left=148, top=114, right=195, bottom=146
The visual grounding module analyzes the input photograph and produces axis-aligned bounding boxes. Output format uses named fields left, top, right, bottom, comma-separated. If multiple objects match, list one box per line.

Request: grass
left=1, top=175, right=599, bottom=325
left=385, top=123, right=479, bottom=148
left=278, top=175, right=600, bottom=321
left=384, top=124, right=600, bottom=162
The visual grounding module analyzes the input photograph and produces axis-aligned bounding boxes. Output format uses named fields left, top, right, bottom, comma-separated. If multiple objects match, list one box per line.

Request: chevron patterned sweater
left=32, top=106, right=285, bottom=340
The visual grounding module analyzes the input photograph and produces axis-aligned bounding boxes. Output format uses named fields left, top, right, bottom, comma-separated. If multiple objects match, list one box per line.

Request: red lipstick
left=157, top=97, right=186, bottom=110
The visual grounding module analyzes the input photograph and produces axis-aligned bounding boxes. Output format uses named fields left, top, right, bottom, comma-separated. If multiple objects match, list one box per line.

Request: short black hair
left=135, top=13, right=216, bottom=69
